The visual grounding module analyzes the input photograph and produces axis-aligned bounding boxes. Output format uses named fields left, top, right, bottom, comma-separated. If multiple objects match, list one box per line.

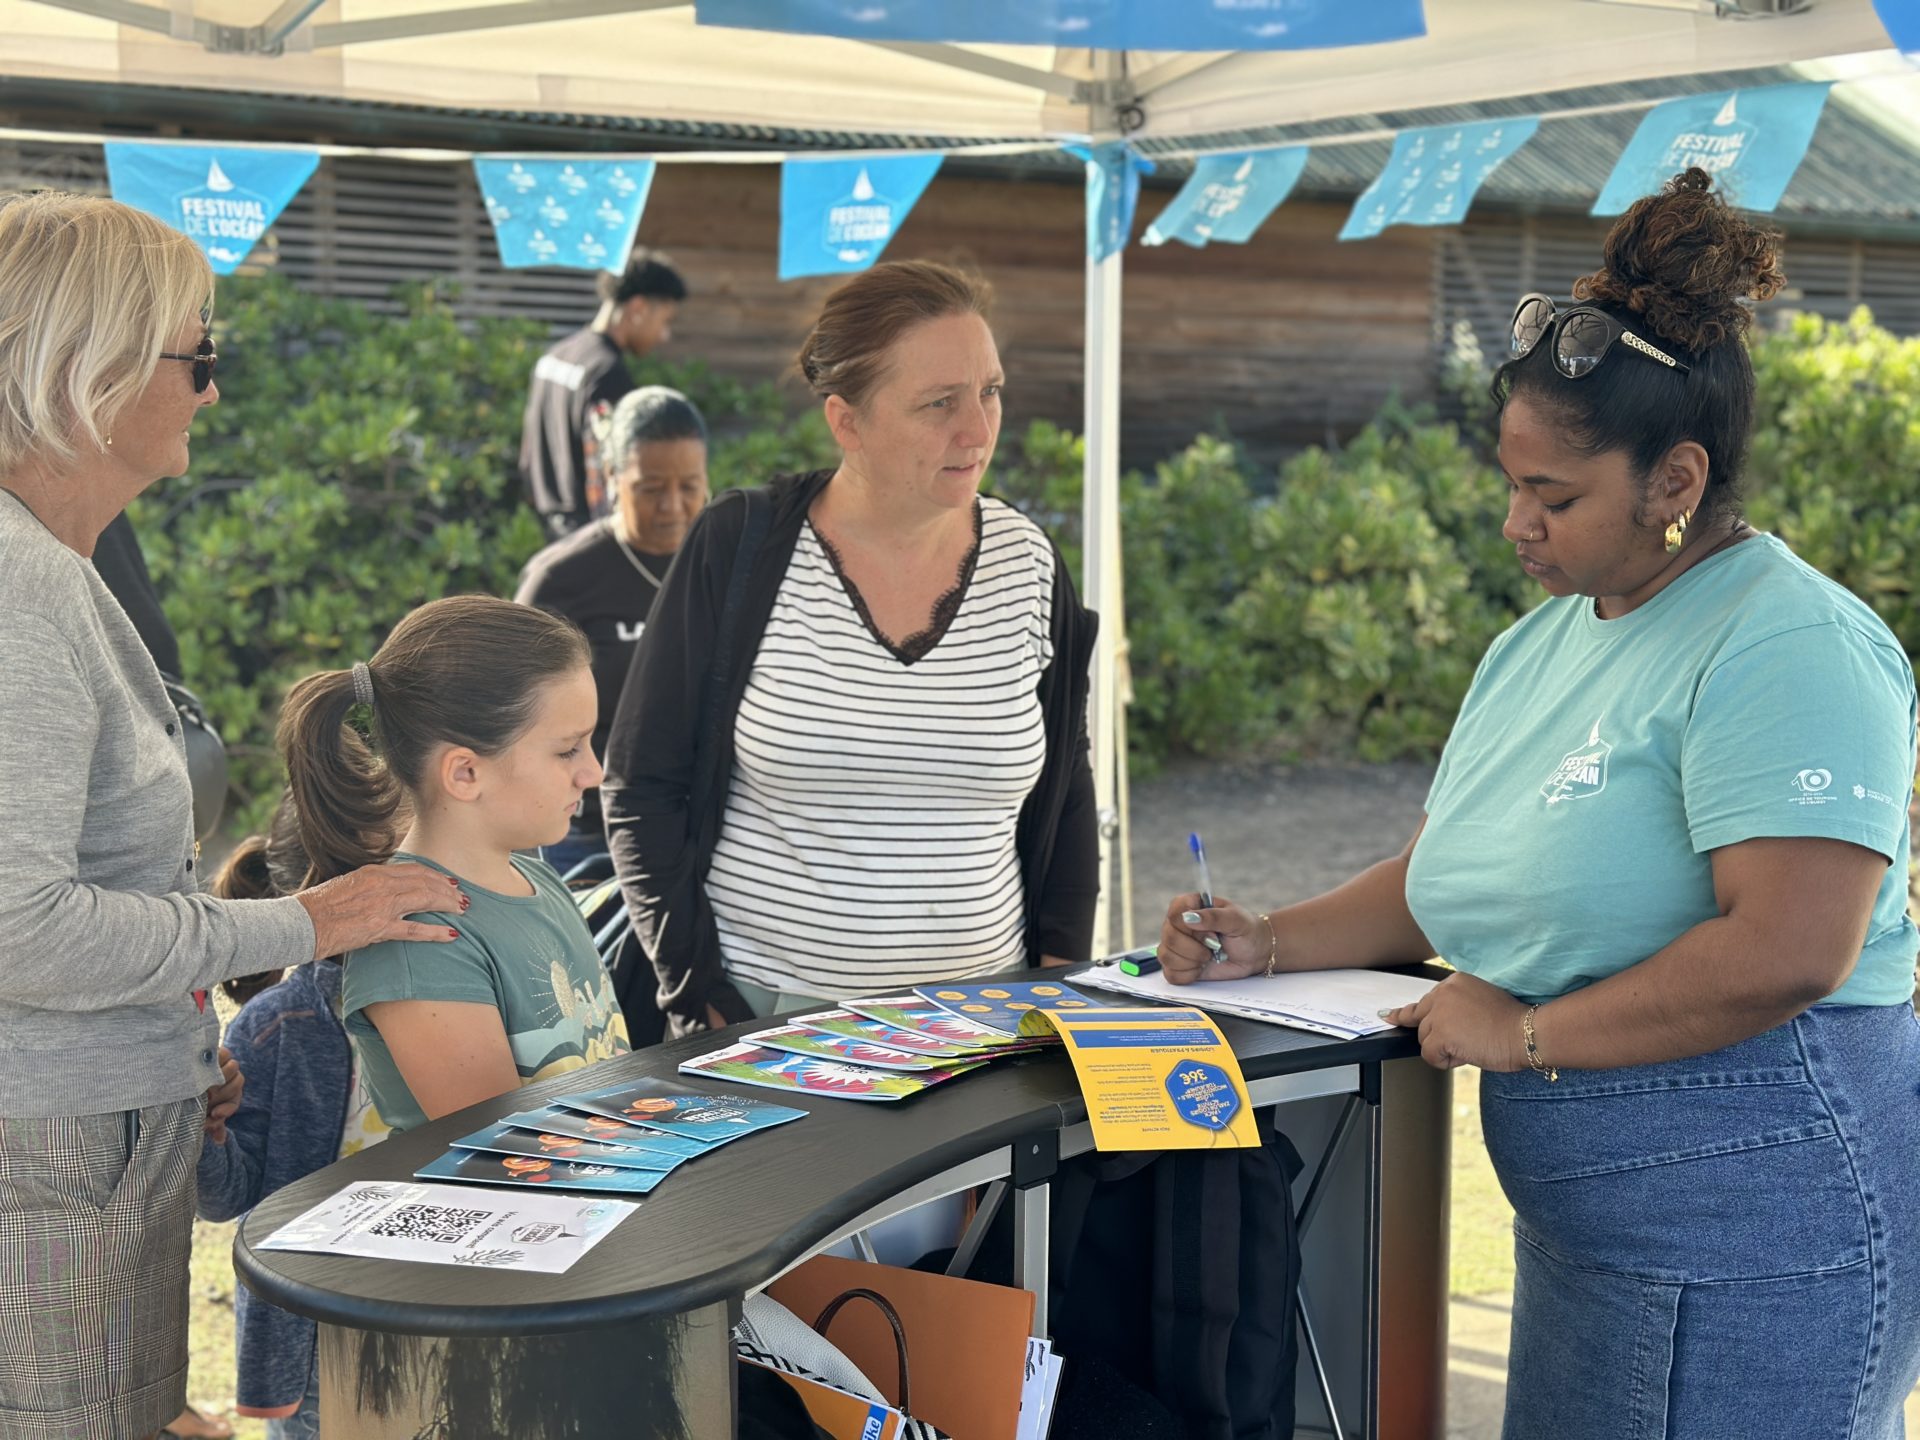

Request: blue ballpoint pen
left=1188, top=832, right=1225, bottom=957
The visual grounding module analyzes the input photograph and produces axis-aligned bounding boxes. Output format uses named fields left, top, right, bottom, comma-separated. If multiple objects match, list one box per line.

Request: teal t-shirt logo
left=1540, top=718, right=1612, bottom=805
left=1790, top=767, right=1835, bottom=805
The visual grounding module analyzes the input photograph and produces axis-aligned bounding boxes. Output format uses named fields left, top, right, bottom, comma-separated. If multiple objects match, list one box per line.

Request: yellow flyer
left=1019, top=1007, right=1260, bottom=1152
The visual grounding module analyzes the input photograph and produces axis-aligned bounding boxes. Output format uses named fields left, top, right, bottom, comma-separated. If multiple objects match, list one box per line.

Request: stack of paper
left=678, top=984, right=1069, bottom=1103
left=415, top=1079, right=805, bottom=1192
left=1078, top=966, right=1438, bottom=1040
left=1017, top=1337, right=1065, bottom=1440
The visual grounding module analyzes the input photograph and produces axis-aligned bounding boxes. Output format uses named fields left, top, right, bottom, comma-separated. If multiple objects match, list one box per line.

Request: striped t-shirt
left=707, top=496, right=1056, bottom=999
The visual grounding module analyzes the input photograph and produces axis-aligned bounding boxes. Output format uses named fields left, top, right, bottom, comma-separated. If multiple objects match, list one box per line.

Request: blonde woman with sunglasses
left=0, top=191, right=456, bottom=1440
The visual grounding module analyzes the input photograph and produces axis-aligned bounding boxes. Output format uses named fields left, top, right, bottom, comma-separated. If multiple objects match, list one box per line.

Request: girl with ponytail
left=279, top=595, right=630, bottom=1133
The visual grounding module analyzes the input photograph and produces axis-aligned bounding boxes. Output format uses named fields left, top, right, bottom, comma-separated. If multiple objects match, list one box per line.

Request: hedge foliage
left=136, top=277, right=1920, bottom=822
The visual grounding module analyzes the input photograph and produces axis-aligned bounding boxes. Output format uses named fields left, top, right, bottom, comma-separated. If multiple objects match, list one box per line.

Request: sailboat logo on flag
left=474, top=157, right=657, bottom=272
left=778, top=154, right=942, bottom=280
left=104, top=143, right=320, bottom=275
left=826, top=168, right=891, bottom=265
left=1144, top=145, right=1308, bottom=248
left=1592, top=82, right=1831, bottom=217
left=1660, top=95, right=1757, bottom=178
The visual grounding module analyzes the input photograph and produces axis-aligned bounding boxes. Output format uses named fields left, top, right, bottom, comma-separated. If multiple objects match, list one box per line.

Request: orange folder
left=767, top=1254, right=1035, bottom=1440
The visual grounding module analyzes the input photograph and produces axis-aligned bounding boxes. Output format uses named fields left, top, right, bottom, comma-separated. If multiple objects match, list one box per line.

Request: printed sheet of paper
left=1080, top=966, right=1438, bottom=1039
left=555, top=1079, right=806, bottom=1143
left=255, top=1180, right=631, bottom=1274
left=914, top=979, right=1099, bottom=1035
left=680, top=1041, right=985, bottom=1101
left=1022, top=1006, right=1261, bottom=1152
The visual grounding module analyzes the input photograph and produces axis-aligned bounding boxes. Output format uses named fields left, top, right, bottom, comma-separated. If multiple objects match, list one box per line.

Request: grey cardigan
left=0, top=491, right=314, bottom=1118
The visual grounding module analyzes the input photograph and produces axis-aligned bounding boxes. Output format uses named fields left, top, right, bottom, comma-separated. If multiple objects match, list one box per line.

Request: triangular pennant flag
left=1592, top=83, right=1832, bottom=217
left=1075, top=143, right=1156, bottom=263
left=1144, top=146, right=1310, bottom=248
left=473, top=157, right=656, bottom=272
left=1871, top=0, right=1918, bottom=55
left=104, top=142, right=319, bottom=275
left=697, top=0, right=1424, bottom=51
left=777, top=154, right=943, bottom=281
left=1339, top=118, right=1539, bottom=242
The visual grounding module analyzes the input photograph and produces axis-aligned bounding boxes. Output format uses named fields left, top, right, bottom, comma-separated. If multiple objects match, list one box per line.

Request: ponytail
left=275, top=595, right=590, bottom=887
left=277, top=668, right=404, bottom=886
left=211, top=796, right=316, bottom=1003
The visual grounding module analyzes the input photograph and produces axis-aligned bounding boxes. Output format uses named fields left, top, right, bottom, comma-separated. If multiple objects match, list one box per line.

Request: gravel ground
left=1122, top=756, right=1435, bottom=947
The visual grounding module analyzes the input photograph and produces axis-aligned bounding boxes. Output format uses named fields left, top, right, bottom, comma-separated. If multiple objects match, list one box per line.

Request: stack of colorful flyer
left=414, top=1078, right=806, bottom=1192
left=676, top=981, right=1088, bottom=1103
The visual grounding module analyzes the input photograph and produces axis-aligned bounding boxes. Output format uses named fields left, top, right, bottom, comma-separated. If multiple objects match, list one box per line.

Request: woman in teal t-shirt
left=1160, top=169, right=1920, bottom=1439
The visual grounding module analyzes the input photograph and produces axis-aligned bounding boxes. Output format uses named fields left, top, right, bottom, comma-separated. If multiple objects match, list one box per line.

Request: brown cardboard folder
left=768, top=1254, right=1035, bottom=1440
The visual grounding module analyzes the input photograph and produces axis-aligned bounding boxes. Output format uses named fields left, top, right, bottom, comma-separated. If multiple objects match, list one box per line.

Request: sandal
left=162, top=1405, right=235, bottom=1440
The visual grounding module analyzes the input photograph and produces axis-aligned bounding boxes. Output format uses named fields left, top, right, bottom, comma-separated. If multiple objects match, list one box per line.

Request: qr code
left=368, top=1203, right=493, bottom=1245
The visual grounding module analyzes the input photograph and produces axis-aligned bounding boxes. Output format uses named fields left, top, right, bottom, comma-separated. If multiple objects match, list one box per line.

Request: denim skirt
left=1480, top=1002, right=1920, bottom=1440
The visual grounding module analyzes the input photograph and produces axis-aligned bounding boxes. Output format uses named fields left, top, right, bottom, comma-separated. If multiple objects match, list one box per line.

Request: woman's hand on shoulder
left=1159, top=893, right=1269, bottom=985
left=296, top=863, right=469, bottom=959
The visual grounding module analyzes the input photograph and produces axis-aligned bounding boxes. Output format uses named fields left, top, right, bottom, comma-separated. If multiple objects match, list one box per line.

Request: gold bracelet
left=1523, top=1004, right=1558, bottom=1082
left=1258, top=910, right=1279, bottom=978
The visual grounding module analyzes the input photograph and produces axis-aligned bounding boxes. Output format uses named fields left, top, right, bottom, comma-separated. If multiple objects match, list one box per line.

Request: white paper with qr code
left=256, top=1181, right=633, bottom=1273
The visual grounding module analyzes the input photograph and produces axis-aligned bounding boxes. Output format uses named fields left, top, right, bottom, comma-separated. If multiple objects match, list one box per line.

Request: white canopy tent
left=2, top=0, right=1909, bottom=950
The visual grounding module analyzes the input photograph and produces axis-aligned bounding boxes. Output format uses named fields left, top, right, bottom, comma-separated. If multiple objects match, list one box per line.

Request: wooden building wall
left=612, top=165, right=1442, bottom=464
left=6, top=135, right=1918, bottom=470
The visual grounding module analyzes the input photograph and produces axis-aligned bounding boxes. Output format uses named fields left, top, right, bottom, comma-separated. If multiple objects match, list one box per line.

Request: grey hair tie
left=351, top=661, right=375, bottom=709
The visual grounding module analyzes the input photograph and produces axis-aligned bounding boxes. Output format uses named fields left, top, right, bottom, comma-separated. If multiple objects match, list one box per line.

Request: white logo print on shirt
left=1789, top=768, right=1835, bottom=806
left=1541, top=718, right=1612, bottom=805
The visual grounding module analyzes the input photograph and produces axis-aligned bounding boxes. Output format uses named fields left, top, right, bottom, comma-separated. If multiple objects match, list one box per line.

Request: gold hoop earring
left=1664, top=509, right=1692, bottom=555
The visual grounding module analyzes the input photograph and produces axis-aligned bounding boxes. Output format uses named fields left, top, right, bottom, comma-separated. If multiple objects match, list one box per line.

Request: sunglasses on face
left=157, top=336, right=218, bottom=394
left=1509, top=293, right=1691, bottom=381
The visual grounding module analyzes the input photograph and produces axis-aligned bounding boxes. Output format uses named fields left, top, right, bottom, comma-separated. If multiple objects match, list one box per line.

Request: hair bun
left=1571, top=166, right=1785, bottom=353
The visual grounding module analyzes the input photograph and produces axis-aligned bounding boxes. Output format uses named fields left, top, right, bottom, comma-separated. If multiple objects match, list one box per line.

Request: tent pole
left=1081, top=147, right=1125, bottom=961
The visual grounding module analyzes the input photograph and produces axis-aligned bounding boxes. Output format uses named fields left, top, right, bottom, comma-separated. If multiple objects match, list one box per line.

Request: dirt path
left=1121, top=757, right=1436, bottom=949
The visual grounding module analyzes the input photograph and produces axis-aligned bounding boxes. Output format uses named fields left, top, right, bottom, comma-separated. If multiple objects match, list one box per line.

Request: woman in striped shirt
left=603, top=261, right=1098, bottom=1035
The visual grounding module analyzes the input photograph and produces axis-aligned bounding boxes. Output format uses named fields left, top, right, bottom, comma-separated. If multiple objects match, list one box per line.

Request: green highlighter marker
left=1115, top=947, right=1161, bottom=977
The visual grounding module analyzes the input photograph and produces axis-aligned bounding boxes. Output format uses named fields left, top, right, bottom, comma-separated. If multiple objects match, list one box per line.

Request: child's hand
left=203, top=1046, right=243, bottom=1144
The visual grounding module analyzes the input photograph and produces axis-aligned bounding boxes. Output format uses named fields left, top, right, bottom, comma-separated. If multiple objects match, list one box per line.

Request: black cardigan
left=601, top=471, right=1101, bottom=1037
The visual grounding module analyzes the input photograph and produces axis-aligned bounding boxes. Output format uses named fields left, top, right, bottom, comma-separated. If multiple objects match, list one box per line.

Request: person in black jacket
left=603, top=260, right=1098, bottom=1036
left=518, top=248, right=687, bottom=538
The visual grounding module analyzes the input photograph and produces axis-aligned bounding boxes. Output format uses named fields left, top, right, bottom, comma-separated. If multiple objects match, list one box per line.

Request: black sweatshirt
left=601, top=471, right=1100, bottom=1036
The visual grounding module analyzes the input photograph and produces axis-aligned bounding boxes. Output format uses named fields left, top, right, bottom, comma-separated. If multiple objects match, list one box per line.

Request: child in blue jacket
left=196, top=806, right=389, bottom=1438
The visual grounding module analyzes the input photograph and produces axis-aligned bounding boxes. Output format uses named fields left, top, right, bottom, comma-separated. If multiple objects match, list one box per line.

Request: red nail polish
left=448, top=927, right=460, bottom=939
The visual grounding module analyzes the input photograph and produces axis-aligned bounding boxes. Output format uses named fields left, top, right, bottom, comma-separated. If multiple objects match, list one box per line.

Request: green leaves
left=148, top=280, right=1918, bottom=829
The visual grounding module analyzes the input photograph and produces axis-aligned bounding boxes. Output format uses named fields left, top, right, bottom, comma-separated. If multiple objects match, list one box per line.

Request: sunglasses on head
left=157, top=336, right=218, bottom=394
left=1509, top=293, right=1690, bottom=381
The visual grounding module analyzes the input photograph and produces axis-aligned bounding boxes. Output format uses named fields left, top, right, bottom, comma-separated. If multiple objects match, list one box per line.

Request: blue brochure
left=452, top=1121, right=692, bottom=1173
left=553, top=1079, right=807, bottom=1144
left=417, top=1148, right=670, bottom=1194
left=913, top=980, right=1100, bottom=1035
left=495, top=1107, right=707, bottom=1161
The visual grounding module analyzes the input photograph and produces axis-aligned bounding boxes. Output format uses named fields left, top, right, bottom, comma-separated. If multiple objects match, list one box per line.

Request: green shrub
left=1745, top=308, right=1920, bottom=654
left=135, top=276, right=830, bottom=830
left=143, top=280, right=1919, bottom=826
left=994, top=410, right=1519, bottom=771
